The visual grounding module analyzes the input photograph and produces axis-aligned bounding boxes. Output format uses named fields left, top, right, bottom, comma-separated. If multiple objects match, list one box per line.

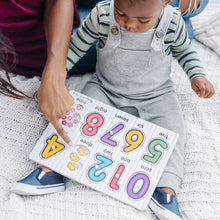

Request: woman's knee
left=181, top=0, right=209, bottom=18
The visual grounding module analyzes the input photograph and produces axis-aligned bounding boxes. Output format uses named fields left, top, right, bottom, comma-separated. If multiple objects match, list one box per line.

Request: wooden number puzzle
left=29, top=90, right=179, bottom=210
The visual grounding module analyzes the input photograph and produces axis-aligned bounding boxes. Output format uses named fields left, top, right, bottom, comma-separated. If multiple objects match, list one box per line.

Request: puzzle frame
left=29, top=90, right=178, bottom=210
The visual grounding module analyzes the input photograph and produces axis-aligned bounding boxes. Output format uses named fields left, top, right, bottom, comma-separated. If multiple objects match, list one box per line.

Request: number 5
left=143, top=139, right=168, bottom=164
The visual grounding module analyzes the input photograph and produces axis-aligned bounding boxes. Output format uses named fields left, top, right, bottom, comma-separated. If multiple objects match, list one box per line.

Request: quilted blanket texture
left=0, top=4, right=219, bottom=220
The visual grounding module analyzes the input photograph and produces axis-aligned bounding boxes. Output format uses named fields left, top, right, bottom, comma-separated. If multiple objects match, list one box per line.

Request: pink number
left=82, top=113, right=104, bottom=136
left=110, top=164, right=125, bottom=190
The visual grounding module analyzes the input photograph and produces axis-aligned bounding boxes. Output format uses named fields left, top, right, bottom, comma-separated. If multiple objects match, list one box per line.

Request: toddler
left=12, top=0, right=215, bottom=219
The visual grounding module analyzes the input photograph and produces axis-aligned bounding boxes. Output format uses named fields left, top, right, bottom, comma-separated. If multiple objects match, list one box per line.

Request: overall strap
left=107, top=0, right=121, bottom=48
left=151, top=5, right=174, bottom=51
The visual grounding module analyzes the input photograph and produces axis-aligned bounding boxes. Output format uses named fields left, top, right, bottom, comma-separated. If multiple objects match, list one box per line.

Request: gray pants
left=82, top=80, right=185, bottom=193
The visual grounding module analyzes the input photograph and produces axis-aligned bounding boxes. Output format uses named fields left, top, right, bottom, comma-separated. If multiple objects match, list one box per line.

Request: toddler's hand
left=191, top=76, right=215, bottom=98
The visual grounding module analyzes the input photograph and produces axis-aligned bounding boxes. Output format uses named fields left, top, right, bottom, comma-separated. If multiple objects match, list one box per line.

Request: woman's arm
left=38, top=0, right=74, bottom=146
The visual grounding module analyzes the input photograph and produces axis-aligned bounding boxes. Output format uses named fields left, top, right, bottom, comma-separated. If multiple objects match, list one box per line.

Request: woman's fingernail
left=69, top=141, right=73, bottom=146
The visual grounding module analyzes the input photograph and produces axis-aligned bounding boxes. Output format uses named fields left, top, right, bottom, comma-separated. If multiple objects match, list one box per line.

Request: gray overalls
left=82, top=1, right=185, bottom=193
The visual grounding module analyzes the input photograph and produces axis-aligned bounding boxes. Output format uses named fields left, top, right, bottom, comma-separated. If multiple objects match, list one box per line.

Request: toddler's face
left=114, top=0, right=170, bottom=33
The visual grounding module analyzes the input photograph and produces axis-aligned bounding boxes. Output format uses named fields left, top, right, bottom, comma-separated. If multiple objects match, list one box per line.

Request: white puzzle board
left=29, top=90, right=179, bottom=210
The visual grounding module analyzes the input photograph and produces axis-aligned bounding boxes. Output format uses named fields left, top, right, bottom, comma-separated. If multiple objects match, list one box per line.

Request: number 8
left=82, top=113, right=104, bottom=136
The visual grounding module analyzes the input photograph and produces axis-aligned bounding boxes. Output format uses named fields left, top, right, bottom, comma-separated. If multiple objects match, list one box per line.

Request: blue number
left=88, top=155, right=113, bottom=182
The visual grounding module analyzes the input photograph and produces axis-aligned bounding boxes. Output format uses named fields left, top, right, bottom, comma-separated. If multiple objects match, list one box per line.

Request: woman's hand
left=191, top=76, right=215, bottom=98
left=38, top=68, right=75, bottom=146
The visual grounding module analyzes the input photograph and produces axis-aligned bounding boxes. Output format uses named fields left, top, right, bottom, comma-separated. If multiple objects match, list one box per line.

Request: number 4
left=41, top=135, right=65, bottom=159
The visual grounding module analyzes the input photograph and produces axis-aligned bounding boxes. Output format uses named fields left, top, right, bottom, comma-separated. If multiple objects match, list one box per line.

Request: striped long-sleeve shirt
left=67, top=0, right=205, bottom=80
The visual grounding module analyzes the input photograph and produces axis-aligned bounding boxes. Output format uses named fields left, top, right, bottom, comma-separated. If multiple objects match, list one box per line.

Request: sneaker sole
left=11, top=182, right=65, bottom=195
left=149, top=197, right=182, bottom=220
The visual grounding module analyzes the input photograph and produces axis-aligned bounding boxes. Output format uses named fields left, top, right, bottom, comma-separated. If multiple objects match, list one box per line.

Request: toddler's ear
left=163, top=0, right=172, bottom=7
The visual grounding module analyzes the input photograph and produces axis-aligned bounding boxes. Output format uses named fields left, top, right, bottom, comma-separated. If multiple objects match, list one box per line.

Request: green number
left=143, top=139, right=168, bottom=164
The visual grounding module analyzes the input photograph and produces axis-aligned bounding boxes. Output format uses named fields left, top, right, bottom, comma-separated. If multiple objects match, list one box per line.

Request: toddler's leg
left=81, top=79, right=115, bottom=106
left=138, top=91, right=185, bottom=219
left=11, top=167, right=64, bottom=195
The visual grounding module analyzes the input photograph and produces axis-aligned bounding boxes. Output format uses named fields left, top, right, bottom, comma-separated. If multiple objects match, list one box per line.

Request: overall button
left=111, top=26, right=119, bottom=35
left=155, top=31, right=164, bottom=38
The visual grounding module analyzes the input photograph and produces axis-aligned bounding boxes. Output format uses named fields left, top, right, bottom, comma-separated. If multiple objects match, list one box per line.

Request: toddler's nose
left=124, top=17, right=136, bottom=30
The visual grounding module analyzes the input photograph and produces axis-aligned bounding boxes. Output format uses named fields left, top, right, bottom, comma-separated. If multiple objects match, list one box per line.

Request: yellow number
left=42, top=135, right=65, bottom=159
left=123, top=130, right=143, bottom=152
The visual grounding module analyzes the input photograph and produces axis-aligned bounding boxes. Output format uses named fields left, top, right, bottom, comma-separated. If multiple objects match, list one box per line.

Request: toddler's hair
left=0, top=32, right=30, bottom=99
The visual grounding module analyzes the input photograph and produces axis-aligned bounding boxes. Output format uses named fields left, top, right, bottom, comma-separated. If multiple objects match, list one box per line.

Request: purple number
left=101, top=124, right=124, bottom=147
left=127, top=173, right=150, bottom=199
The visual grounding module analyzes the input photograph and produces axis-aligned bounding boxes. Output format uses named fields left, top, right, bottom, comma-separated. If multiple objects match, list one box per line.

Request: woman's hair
left=0, top=32, right=30, bottom=99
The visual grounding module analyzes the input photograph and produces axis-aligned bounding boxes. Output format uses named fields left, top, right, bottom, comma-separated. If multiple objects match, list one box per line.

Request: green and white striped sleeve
left=66, top=7, right=99, bottom=71
left=66, top=0, right=111, bottom=72
left=165, top=9, right=206, bottom=80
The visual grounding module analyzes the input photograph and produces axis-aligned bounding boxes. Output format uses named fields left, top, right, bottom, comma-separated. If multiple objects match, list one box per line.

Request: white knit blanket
left=0, top=5, right=220, bottom=220
left=191, top=3, right=220, bottom=57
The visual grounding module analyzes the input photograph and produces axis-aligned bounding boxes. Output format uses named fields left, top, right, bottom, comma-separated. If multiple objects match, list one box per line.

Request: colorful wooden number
left=110, top=164, right=125, bottom=190
left=88, top=154, right=113, bottom=182
left=143, top=139, right=168, bottom=164
left=124, top=129, right=144, bottom=152
left=101, top=124, right=124, bottom=147
left=41, top=135, right=65, bottom=159
left=82, top=113, right=104, bottom=136
left=127, top=173, right=150, bottom=199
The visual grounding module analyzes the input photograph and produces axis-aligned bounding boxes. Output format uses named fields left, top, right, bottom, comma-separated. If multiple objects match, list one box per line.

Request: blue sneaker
left=11, top=168, right=65, bottom=195
left=149, top=187, right=182, bottom=220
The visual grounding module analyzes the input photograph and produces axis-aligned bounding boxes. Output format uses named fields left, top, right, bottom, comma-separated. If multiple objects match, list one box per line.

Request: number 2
left=88, top=155, right=113, bottom=182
